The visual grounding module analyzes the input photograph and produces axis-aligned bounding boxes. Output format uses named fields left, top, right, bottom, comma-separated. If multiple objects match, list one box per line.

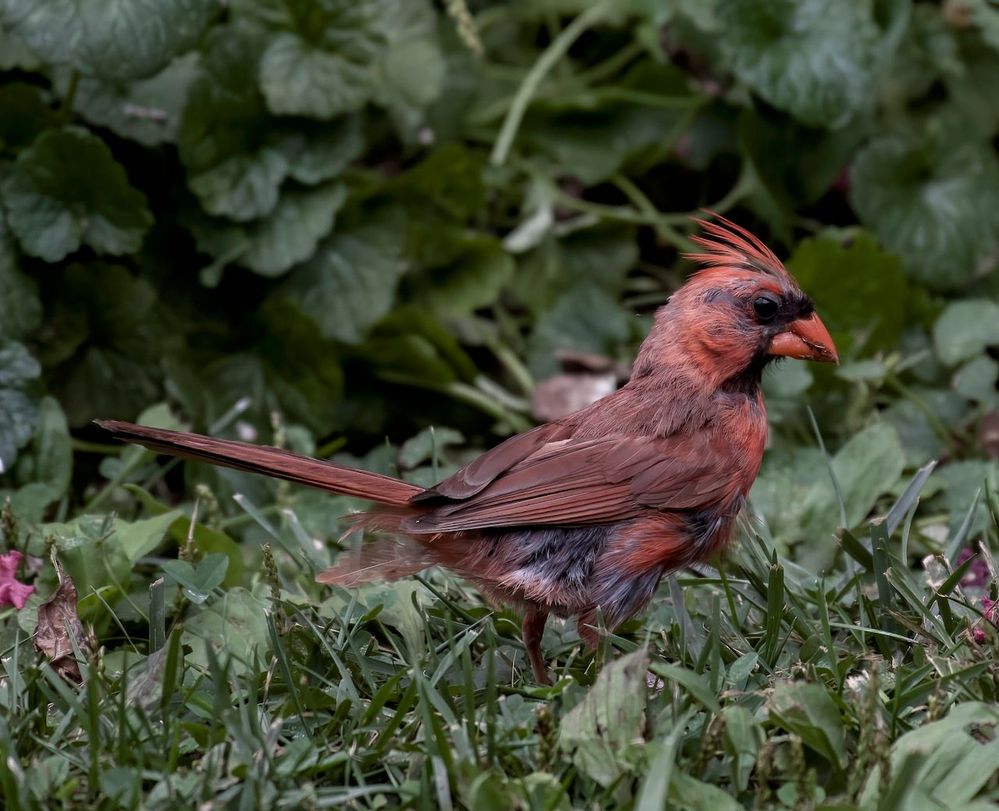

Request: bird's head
left=634, top=215, right=838, bottom=391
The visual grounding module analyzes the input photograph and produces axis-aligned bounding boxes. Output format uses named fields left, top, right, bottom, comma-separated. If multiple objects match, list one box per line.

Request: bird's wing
left=409, top=422, right=569, bottom=502
left=402, top=431, right=738, bottom=534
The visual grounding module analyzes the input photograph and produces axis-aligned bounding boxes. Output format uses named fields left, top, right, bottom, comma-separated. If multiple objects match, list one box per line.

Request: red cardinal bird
left=98, top=216, right=837, bottom=684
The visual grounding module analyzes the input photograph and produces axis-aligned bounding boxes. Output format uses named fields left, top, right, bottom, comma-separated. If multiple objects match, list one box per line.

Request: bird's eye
left=753, top=295, right=780, bottom=321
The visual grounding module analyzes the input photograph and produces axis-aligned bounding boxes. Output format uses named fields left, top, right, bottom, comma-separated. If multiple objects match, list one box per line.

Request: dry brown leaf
left=34, top=567, right=85, bottom=683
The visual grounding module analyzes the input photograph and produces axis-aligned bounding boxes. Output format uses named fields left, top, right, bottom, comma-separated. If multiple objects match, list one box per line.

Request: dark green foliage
left=1, top=1, right=999, bottom=807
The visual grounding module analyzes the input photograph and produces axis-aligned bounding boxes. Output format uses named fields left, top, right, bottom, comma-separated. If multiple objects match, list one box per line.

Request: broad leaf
left=0, top=341, right=40, bottom=473
left=278, top=115, right=364, bottom=185
left=3, top=128, right=152, bottom=262
left=190, top=183, right=347, bottom=278
left=404, top=235, right=514, bottom=317
left=717, top=0, right=883, bottom=126
left=13, top=396, right=72, bottom=504
left=787, top=231, right=910, bottom=355
left=238, top=0, right=387, bottom=120
left=932, top=299, right=999, bottom=365
left=278, top=207, right=409, bottom=344
left=179, top=23, right=288, bottom=221
left=361, top=308, right=478, bottom=386
left=559, top=648, right=649, bottom=787
left=55, top=53, right=201, bottom=147
left=771, top=681, right=846, bottom=769
left=0, top=0, right=217, bottom=80
left=0, top=82, right=56, bottom=151
left=183, top=587, right=272, bottom=675
left=43, top=264, right=164, bottom=427
left=166, top=298, right=344, bottom=436
left=850, top=133, right=999, bottom=289
left=0, top=212, right=40, bottom=342
left=527, top=284, right=636, bottom=379
left=161, top=553, right=229, bottom=604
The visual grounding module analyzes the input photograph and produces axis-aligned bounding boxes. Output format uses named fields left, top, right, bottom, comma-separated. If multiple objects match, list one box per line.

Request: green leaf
left=669, top=772, right=744, bottom=811
left=393, top=144, right=487, bottom=221
left=54, top=53, right=201, bottom=147
left=398, top=426, right=465, bottom=470
left=858, top=703, right=999, bottom=807
left=0, top=341, right=41, bottom=473
left=49, top=515, right=131, bottom=613
left=559, top=648, right=649, bottom=787
left=361, top=308, right=478, bottom=386
left=954, top=355, right=999, bottom=407
left=749, top=445, right=828, bottom=548
left=770, top=680, right=846, bottom=769
left=405, top=236, right=514, bottom=317
left=0, top=82, right=57, bottom=151
left=183, top=587, right=272, bottom=676
left=3, top=128, right=152, bottom=262
left=117, top=510, right=183, bottom=563
left=167, top=298, right=344, bottom=436
left=44, top=264, right=164, bottom=427
left=717, top=0, right=882, bottom=126
left=13, top=396, right=72, bottom=503
left=0, top=0, right=218, bottom=80
left=278, top=115, right=364, bottom=185
left=963, top=0, right=999, bottom=56
left=850, top=133, right=999, bottom=289
left=179, top=23, right=288, bottom=221
left=241, top=0, right=387, bottom=119
left=827, top=422, right=906, bottom=529
left=0, top=28, right=41, bottom=70
left=278, top=207, right=409, bottom=343
left=0, top=212, right=41, bottom=342
left=754, top=423, right=905, bottom=557
left=787, top=231, right=910, bottom=355
left=381, top=35, right=445, bottom=109
left=161, top=553, right=229, bottom=604
left=528, top=104, right=688, bottom=186
left=189, top=183, right=348, bottom=278
left=932, top=299, right=999, bottom=365
left=527, top=284, right=635, bottom=379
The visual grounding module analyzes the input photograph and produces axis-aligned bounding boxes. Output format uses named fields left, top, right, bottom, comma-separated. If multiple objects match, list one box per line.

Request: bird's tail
left=95, top=420, right=424, bottom=507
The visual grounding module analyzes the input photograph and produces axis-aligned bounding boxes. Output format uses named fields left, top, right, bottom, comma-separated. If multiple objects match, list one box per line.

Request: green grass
left=2, top=450, right=998, bottom=811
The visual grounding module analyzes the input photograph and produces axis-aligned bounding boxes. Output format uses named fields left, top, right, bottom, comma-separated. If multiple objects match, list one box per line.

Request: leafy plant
left=2, top=0, right=999, bottom=807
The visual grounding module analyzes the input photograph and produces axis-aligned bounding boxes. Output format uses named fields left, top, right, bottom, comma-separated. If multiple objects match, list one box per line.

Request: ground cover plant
left=1, top=0, right=999, bottom=808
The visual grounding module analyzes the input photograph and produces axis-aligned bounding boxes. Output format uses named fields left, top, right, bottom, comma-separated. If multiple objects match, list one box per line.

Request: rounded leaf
left=850, top=134, right=999, bottom=289
left=718, top=0, right=882, bottom=126
left=932, top=299, right=999, bottom=366
left=0, top=0, right=218, bottom=80
left=3, top=128, right=152, bottom=262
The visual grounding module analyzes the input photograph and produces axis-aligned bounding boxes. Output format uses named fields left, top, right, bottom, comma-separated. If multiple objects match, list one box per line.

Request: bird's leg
left=576, top=609, right=600, bottom=650
left=522, top=608, right=551, bottom=685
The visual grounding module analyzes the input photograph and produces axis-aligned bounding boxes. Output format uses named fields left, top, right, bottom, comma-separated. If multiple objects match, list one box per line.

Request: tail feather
left=95, top=420, right=424, bottom=507
left=316, top=536, right=431, bottom=587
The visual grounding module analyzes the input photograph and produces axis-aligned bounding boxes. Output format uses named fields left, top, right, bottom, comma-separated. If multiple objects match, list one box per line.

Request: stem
left=491, top=1, right=611, bottom=166
left=612, top=173, right=692, bottom=249
left=472, top=41, right=643, bottom=126
left=59, top=70, right=81, bottom=123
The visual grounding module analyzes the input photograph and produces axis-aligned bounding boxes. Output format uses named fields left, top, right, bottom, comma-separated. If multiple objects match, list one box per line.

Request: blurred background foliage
left=1, top=0, right=998, bottom=563
left=3, top=2, right=999, bottom=808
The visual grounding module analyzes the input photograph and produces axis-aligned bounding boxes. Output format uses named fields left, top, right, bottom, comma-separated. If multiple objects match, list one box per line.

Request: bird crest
left=686, top=213, right=790, bottom=282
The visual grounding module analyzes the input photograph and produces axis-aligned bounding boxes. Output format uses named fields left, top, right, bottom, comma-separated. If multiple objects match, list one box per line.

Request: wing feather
left=403, top=432, right=739, bottom=534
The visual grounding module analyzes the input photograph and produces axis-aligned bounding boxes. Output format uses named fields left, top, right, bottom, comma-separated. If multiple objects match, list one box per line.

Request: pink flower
left=984, top=597, right=998, bottom=624
left=0, top=550, right=35, bottom=609
left=956, top=549, right=990, bottom=589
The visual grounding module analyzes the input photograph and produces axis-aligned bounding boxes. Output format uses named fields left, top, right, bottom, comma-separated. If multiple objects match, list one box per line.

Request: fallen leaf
left=979, top=411, right=999, bottom=459
left=531, top=372, right=617, bottom=422
left=34, top=564, right=85, bottom=682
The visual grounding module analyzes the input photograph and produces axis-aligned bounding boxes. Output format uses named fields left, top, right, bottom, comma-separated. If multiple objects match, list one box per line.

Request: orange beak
left=768, top=312, right=839, bottom=364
